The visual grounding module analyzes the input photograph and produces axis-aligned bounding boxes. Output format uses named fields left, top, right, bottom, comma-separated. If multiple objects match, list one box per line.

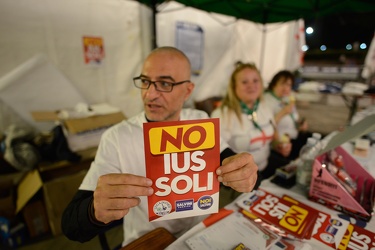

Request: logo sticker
left=176, top=199, right=194, bottom=212
left=153, top=200, right=172, bottom=217
left=198, top=196, right=213, bottom=210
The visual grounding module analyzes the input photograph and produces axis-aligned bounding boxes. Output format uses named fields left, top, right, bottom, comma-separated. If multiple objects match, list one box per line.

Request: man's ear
left=184, top=82, right=195, bottom=101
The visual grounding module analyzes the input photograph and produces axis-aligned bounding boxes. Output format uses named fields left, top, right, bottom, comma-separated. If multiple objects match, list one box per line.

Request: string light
left=306, top=27, right=314, bottom=35
left=360, top=43, right=367, bottom=49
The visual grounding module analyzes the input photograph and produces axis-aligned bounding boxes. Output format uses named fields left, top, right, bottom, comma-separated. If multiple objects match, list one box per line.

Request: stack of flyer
left=185, top=188, right=375, bottom=250
left=185, top=210, right=281, bottom=250
left=236, top=189, right=320, bottom=240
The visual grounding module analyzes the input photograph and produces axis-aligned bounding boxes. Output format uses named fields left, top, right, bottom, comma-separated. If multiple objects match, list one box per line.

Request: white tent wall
left=157, top=3, right=238, bottom=103
left=0, top=0, right=304, bottom=133
left=254, top=20, right=305, bottom=85
left=362, top=32, right=375, bottom=81
left=284, top=19, right=306, bottom=74
left=0, top=0, right=152, bottom=132
left=156, top=2, right=305, bottom=102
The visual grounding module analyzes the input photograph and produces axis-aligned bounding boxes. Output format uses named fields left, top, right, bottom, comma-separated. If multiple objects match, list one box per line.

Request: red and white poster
left=236, top=188, right=319, bottom=240
left=143, top=118, right=220, bottom=222
left=82, top=36, right=105, bottom=65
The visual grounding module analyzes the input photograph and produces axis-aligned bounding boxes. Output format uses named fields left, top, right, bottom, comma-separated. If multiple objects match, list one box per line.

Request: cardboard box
left=16, top=170, right=43, bottom=214
left=31, top=110, right=126, bottom=151
left=0, top=180, right=16, bottom=219
left=31, top=111, right=126, bottom=134
left=15, top=169, right=88, bottom=236
left=63, top=126, right=107, bottom=152
left=0, top=171, right=29, bottom=247
left=64, top=112, right=125, bottom=151
left=22, top=200, right=50, bottom=238
left=43, top=170, right=87, bottom=235
left=63, top=112, right=125, bottom=134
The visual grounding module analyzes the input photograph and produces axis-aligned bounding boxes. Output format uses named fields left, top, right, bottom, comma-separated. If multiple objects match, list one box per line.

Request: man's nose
left=144, top=82, right=160, bottom=97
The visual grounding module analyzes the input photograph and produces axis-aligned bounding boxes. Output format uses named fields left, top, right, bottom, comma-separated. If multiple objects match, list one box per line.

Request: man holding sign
left=62, top=46, right=259, bottom=246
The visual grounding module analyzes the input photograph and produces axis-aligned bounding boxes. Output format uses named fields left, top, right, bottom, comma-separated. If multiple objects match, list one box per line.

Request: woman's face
left=273, top=77, right=292, bottom=98
left=234, top=68, right=262, bottom=106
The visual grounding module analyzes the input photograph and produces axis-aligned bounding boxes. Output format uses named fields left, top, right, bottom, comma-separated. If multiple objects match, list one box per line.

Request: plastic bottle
left=311, top=132, right=322, bottom=154
left=312, top=132, right=322, bottom=141
left=296, top=137, right=321, bottom=191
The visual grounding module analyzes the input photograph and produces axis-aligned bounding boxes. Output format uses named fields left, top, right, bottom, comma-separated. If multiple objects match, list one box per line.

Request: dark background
left=304, top=12, right=375, bottom=65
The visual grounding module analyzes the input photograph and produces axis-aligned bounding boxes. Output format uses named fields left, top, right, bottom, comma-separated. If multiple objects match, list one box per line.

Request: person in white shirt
left=263, top=70, right=310, bottom=159
left=211, top=62, right=291, bottom=181
left=62, top=47, right=259, bottom=247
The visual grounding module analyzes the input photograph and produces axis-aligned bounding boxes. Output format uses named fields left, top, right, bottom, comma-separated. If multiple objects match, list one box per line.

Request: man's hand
left=93, top=174, right=153, bottom=224
left=216, top=152, right=258, bottom=193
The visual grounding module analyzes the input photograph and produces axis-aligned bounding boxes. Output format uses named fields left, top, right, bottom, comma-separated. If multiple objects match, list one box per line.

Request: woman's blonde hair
left=220, top=61, right=263, bottom=123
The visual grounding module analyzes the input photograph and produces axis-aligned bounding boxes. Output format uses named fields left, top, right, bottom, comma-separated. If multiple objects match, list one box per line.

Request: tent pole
left=259, top=9, right=269, bottom=75
left=151, top=0, right=157, bottom=49
left=259, top=25, right=266, bottom=74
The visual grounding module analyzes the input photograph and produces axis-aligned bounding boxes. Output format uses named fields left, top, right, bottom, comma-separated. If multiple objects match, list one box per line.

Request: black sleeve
left=220, top=147, right=237, bottom=165
left=61, top=190, right=117, bottom=243
left=253, top=171, right=261, bottom=190
left=220, top=147, right=261, bottom=190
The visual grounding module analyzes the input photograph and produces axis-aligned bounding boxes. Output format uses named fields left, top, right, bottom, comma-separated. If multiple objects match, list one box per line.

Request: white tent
left=156, top=2, right=305, bottom=102
left=362, top=32, right=375, bottom=84
left=0, top=0, right=305, bottom=132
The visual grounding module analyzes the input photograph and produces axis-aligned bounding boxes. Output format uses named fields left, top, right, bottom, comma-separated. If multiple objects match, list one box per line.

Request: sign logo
left=148, top=122, right=215, bottom=155
left=176, top=199, right=194, bottom=212
left=198, top=196, right=213, bottom=210
left=153, top=200, right=172, bottom=217
left=279, top=205, right=308, bottom=232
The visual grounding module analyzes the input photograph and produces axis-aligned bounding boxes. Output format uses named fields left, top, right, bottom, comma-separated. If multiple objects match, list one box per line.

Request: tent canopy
left=139, top=0, right=375, bottom=23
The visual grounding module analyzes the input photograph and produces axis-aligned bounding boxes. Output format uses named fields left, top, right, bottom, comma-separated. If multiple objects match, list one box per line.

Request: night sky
left=304, top=12, right=375, bottom=50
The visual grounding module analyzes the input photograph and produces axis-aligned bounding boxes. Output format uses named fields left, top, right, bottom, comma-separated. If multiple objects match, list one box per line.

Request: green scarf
left=240, top=99, right=262, bottom=132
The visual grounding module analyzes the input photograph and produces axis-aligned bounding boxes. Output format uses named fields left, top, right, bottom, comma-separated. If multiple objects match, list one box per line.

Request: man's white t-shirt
left=79, top=109, right=229, bottom=246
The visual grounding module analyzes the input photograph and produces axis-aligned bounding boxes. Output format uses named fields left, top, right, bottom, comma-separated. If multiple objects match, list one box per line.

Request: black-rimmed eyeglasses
left=133, top=77, right=190, bottom=92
